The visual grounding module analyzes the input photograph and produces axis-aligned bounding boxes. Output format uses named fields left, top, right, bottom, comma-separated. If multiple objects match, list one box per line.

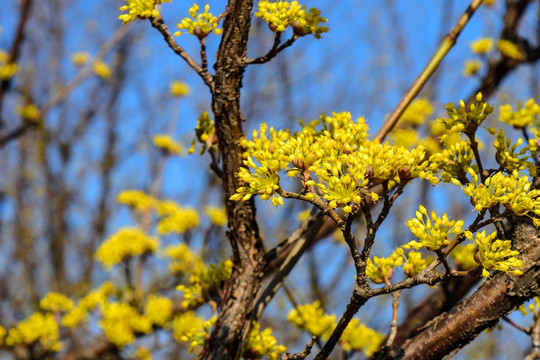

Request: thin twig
left=244, top=33, right=296, bottom=65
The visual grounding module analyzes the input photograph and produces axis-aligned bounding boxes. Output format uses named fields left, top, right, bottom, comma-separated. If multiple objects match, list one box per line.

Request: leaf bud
left=292, top=158, right=307, bottom=170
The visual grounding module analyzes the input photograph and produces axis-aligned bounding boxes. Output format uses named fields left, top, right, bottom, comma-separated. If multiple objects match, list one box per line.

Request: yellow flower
left=341, top=318, right=385, bottom=356
left=165, top=243, right=202, bottom=274
left=175, top=4, right=223, bottom=38
left=117, top=189, right=155, bottom=211
left=15, top=103, right=41, bottom=124
left=93, top=60, right=111, bottom=79
left=100, top=302, right=152, bottom=347
left=0, top=50, right=17, bottom=80
left=499, top=98, right=540, bottom=128
left=366, top=249, right=404, bottom=283
left=119, top=0, right=170, bottom=24
left=450, top=243, right=478, bottom=270
left=5, top=313, right=61, bottom=351
left=95, top=228, right=159, bottom=269
left=463, top=59, right=482, bottom=77
left=204, top=206, right=227, bottom=226
left=400, top=98, right=434, bottom=125
left=287, top=301, right=336, bottom=340
left=71, top=52, right=90, bottom=66
left=173, top=312, right=215, bottom=352
left=170, top=81, right=191, bottom=97
left=189, top=112, right=216, bottom=154
left=497, top=39, right=522, bottom=60
left=402, top=251, right=433, bottom=278
left=40, top=292, right=74, bottom=312
left=156, top=200, right=199, bottom=234
left=470, top=38, right=493, bottom=54
left=153, top=134, right=184, bottom=155
left=405, top=206, right=463, bottom=251
left=144, top=294, right=173, bottom=326
left=243, top=322, right=286, bottom=360
left=134, top=347, right=152, bottom=360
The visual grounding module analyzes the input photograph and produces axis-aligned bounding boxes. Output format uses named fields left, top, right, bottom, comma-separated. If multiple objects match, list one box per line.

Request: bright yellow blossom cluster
left=439, top=93, right=494, bottom=138
left=497, top=39, right=522, bottom=60
left=93, top=60, right=112, bottom=79
left=493, top=130, right=537, bottom=174
left=169, top=81, right=191, bottom=97
left=255, top=1, right=328, bottom=38
left=95, top=228, right=159, bottom=269
left=429, top=141, right=475, bottom=183
left=144, top=294, right=173, bottom=326
left=173, top=312, right=216, bottom=352
left=402, top=251, right=433, bottom=278
left=465, top=230, right=523, bottom=278
left=5, top=313, right=61, bottom=351
left=100, top=302, right=152, bottom=347
left=119, top=0, right=170, bottom=24
left=156, top=200, right=200, bottom=234
left=15, top=103, right=41, bottom=124
left=153, top=134, right=184, bottom=155
left=499, top=98, right=540, bottom=128
left=61, top=282, right=115, bottom=328
left=164, top=243, right=202, bottom=274
left=189, top=112, right=215, bottom=154
left=287, top=301, right=335, bottom=340
left=175, top=4, right=223, bottom=38
left=470, top=38, right=493, bottom=54
left=0, top=50, right=18, bottom=80
left=519, top=297, right=540, bottom=316
left=242, top=322, right=286, bottom=360
left=400, top=98, right=434, bottom=125
left=40, top=292, right=74, bottom=313
left=231, top=112, right=437, bottom=211
left=450, top=243, right=478, bottom=270
left=177, top=259, right=232, bottom=308
left=366, top=249, right=404, bottom=284
left=341, top=318, right=385, bottom=356
left=463, top=169, right=540, bottom=220
left=117, top=189, right=155, bottom=211
left=204, top=206, right=227, bottom=226
left=405, top=206, right=464, bottom=251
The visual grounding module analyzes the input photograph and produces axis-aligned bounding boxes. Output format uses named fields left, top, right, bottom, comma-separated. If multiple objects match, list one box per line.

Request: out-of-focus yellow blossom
left=400, top=98, right=434, bottom=125
left=173, top=312, right=216, bottom=352
left=134, top=347, right=152, bottom=360
left=463, top=59, right=482, bottom=77
left=144, top=294, right=173, bottom=326
left=189, top=112, right=216, bottom=154
left=287, top=301, right=336, bottom=340
left=177, top=259, right=232, bottom=308
left=71, top=52, right=90, bottom=66
left=100, top=302, right=152, bottom=347
left=255, top=1, right=329, bottom=39
left=231, top=112, right=437, bottom=211
left=296, top=208, right=311, bottom=222
left=388, top=128, right=419, bottom=149
left=5, top=312, right=61, bottom=351
left=242, top=322, right=286, bottom=360
left=402, top=251, right=433, bottom=278
left=156, top=200, right=199, bottom=234
left=465, top=230, right=523, bottom=278
left=499, top=98, right=540, bottom=128
left=153, top=134, right=184, bottom=155
left=439, top=93, right=493, bottom=139
left=40, top=292, right=74, bottom=312
left=175, top=4, right=223, bottom=38
left=483, top=0, right=496, bottom=6
left=470, top=38, right=493, bottom=54
left=117, top=189, right=155, bottom=211
left=493, top=130, right=537, bottom=174
left=119, top=0, right=170, bottom=24
left=95, top=228, right=159, bottom=269
left=0, top=50, right=17, bottom=80
left=497, top=39, right=522, bottom=60
left=462, top=169, right=540, bottom=221
left=405, top=206, right=464, bottom=251
left=165, top=243, right=202, bottom=274
left=450, top=243, right=478, bottom=270
left=519, top=297, right=540, bottom=316
left=62, top=281, right=115, bottom=328
left=429, top=141, right=475, bottom=183
left=170, top=81, right=191, bottom=97
left=93, top=60, right=111, bottom=79
left=0, top=325, right=5, bottom=346
left=61, top=306, right=87, bottom=328
left=204, top=206, right=227, bottom=226
left=15, top=103, right=41, bottom=124
left=366, top=249, right=404, bottom=284
left=341, top=318, right=385, bottom=356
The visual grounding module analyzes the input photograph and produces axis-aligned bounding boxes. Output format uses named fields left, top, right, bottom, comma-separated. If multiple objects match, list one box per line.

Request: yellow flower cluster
left=429, top=141, right=475, bottom=183
left=71, top=51, right=90, bottom=66
left=93, top=60, right=112, bottom=79
left=242, top=322, right=286, bottom=360
left=156, top=200, right=200, bottom=234
left=402, top=251, right=433, bottom=278
left=177, top=259, right=232, bottom=308
left=134, top=347, right=152, bottom=360
left=0, top=325, right=5, bottom=346
left=450, top=243, right=478, bottom=270
left=189, top=112, right=215, bottom=154
left=153, top=134, right=184, bottom=155
left=175, top=4, right=223, bottom=38
left=439, top=93, right=494, bottom=138
left=15, top=103, right=41, bottom=124
left=463, top=59, right=482, bottom=77
left=5, top=313, right=61, bottom=351
left=519, top=297, right=540, bottom=316
left=144, top=294, right=173, bottom=326
left=100, top=302, right=152, bottom=347
left=95, top=228, right=159, bottom=269
left=231, top=112, right=437, bottom=211
left=463, top=169, right=540, bottom=220
left=405, top=206, right=464, bottom=251
left=255, top=1, right=328, bottom=38
left=165, top=243, right=202, bottom=274
left=40, top=292, right=74, bottom=313
left=287, top=301, right=336, bottom=340
left=204, top=206, right=227, bottom=226
left=497, top=39, right=522, bottom=60
left=366, top=249, right=404, bottom=284
left=173, top=312, right=216, bottom=352
left=400, top=98, right=434, bottom=125
left=61, top=281, right=115, bottom=328
left=0, top=50, right=18, bottom=80
left=169, top=81, right=191, bottom=97
left=340, top=318, right=385, bottom=356
left=470, top=38, right=493, bottom=54
left=118, top=189, right=155, bottom=211
left=465, top=230, right=523, bottom=278
left=119, top=0, right=170, bottom=24
left=499, top=98, right=540, bottom=128
left=493, top=130, right=537, bottom=174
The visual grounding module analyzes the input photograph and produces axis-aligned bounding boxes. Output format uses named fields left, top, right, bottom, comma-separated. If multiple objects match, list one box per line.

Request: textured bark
left=201, top=1, right=265, bottom=359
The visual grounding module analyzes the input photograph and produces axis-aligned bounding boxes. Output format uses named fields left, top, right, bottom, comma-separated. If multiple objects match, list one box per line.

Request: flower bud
left=292, top=158, right=306, bottom=170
